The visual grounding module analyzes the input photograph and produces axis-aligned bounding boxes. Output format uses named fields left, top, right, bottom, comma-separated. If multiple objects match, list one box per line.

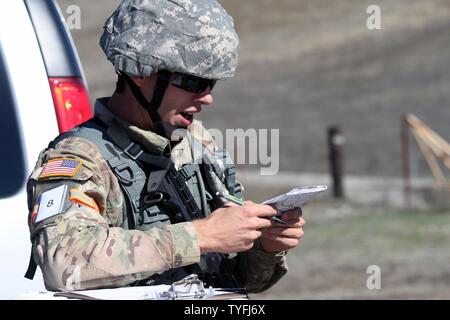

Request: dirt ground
left=251, top=204, right=450, bottom=299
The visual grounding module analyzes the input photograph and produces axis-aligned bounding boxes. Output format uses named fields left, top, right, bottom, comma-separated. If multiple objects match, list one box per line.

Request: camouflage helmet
left=100, top=0, right=239, bottom=80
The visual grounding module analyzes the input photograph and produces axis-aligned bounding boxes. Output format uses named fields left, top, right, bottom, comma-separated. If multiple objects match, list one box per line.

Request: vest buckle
left=124, top=142, right=144, bottom=160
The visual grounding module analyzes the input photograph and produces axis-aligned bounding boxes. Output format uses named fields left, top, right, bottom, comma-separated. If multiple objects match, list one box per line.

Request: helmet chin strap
left=119, top=71, right=171, bottom=136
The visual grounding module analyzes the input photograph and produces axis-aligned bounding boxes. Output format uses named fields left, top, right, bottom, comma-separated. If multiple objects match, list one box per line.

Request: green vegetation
left=304, top=211, right=450, bottom=252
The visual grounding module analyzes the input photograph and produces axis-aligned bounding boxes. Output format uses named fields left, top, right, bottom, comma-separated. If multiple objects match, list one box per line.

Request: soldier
left=25, top=0, right=305, bottom=293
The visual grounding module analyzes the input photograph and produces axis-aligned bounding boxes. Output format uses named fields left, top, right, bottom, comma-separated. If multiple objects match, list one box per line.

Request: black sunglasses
left=171, top=72, right=217, bottom=94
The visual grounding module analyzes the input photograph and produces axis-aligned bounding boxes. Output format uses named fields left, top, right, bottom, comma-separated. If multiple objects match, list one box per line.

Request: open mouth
left=180, top=111, right=194, bottom=122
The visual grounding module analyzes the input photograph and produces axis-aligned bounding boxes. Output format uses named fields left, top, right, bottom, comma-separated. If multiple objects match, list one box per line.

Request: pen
left=216, top=191, right=244, bottom=205
left=215, top=192, right=287, bottom=225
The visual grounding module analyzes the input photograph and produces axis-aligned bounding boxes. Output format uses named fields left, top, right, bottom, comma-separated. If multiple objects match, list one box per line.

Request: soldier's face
left=136, top=74, right=214, bottom=128
left=158, top=79, right=214, bottom=127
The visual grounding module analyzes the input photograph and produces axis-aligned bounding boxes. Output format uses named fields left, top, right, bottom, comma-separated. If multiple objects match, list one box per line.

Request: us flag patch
left=39, top=158, right=82, bottom=179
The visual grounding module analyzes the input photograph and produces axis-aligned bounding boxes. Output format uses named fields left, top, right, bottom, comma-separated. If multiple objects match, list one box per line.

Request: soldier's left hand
left=259, top=208, right=305, bottom=253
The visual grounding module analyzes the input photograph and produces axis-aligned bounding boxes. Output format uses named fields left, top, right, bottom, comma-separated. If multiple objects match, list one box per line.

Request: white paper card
left=262, top=185, right=328, bottom=212
left=36, top=185, right=68, bottom=223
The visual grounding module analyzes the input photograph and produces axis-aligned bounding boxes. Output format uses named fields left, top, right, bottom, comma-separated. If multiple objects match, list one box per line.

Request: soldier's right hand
left=192, top=201, right=277, bottom=253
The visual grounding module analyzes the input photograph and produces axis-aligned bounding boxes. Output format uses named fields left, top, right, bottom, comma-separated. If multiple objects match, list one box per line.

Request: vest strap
left=24, top=252, right=37, bottom=280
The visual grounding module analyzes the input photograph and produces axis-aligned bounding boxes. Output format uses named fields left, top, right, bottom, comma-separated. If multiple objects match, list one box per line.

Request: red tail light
left=49, top=77, right=93, bottom=133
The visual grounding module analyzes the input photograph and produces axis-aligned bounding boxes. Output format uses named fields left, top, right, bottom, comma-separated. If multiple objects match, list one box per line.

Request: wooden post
left=328, top=126, right=345, bottom=198
left=401, top=114, right=411, bottom=208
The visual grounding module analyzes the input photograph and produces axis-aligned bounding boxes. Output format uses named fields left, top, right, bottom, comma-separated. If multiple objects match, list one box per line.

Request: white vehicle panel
left=0, top=0, right=59, bottom=298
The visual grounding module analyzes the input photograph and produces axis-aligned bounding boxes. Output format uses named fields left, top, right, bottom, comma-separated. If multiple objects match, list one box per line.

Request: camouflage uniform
left=27, top=99, right=287, bottom=292
left=26, top=0, right=288, bottom=293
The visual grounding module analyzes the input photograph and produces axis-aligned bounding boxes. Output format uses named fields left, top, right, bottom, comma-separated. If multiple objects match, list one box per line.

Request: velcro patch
left=30, top=205, right=39, bottom=225
left=39, top=158, right=82, bottom=179
left=34, top=185, right=69, bottom=223
left=69, top=189, right=100, bottom=213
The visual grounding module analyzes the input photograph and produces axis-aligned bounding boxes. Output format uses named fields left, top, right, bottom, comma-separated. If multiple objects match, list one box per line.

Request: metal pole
left=328, top=126, right=345, bottom=198
left=401, top=114, right=411, bottom=208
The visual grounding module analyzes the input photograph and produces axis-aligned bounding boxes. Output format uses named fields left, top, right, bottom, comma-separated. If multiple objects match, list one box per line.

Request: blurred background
left=56, top=0, right=450, bottom=299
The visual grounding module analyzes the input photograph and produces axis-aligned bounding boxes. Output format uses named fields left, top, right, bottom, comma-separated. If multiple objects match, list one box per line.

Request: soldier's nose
left=194, top=89, right=213, bottom=105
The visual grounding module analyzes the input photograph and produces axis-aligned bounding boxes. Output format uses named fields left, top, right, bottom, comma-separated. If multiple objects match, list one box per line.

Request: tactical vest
left=27, top=114, right=243, bottom=288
